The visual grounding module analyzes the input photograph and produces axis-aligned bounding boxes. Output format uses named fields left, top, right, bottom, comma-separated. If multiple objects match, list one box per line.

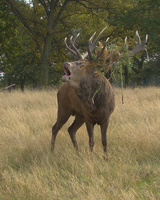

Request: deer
left=51, top=27, right=148, bottom=159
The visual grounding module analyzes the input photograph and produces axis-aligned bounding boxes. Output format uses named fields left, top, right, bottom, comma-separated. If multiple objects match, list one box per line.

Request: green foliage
left=1, top=0, right=160, bottom=89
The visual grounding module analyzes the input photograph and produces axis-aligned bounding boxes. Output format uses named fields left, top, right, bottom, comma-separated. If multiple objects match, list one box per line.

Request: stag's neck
left=76, top=72, right=108, bottom=112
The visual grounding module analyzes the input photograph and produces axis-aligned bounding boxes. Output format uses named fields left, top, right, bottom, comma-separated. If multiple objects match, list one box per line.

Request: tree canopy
left=0, top=0, right=160, bottom=89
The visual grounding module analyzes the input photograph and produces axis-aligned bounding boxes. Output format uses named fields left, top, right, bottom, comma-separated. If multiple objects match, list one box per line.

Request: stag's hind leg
left=68, top=115, right=85, bottom=150
left=100, top=120, right=109, bottom=160
left=86, top=122, right=95, bottom=152
left=51, top=113, right=70, bottom=151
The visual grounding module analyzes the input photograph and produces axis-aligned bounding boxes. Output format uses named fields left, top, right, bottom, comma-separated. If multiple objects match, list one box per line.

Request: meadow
left=0, top=87, right=160, bottom=200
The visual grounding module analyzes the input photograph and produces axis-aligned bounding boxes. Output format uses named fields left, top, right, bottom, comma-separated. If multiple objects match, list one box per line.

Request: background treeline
left=0, top=0, right=160, bottom=90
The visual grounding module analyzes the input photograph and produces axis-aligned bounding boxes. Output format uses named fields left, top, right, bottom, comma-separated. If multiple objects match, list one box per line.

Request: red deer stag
left=51, top=28, right=148, bottom=158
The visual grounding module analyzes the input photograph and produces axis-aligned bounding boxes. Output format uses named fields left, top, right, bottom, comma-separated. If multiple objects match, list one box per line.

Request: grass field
left=0, top=87, right=160, bottom=200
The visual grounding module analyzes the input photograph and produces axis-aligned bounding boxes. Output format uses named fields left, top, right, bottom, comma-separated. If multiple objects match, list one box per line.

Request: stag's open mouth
left=64, top=67, right=71, bottom=77
left=62, top=66, right=72, bottom=82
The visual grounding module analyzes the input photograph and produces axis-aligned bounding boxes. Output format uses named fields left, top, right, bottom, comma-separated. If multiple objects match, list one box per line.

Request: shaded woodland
left=0, top=0, right=160, bottom=90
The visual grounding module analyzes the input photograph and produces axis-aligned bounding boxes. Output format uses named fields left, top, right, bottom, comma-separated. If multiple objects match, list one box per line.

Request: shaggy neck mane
left=77, top=72, right=108, bottom=112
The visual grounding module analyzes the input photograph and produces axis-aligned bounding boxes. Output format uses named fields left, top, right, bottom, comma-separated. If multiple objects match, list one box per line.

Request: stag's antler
left=64, top=27, right=109, bottom=61
left=65, top=29, right=149, bottom=62
left=129, top=31, right=149, bottom=60
left=120, top=37, right=128, bottom=53
left=96, top=37, right=110, bottom=60
left=64, top=33, right=83, bottom=60
left=86, top=27, right=110, bottom=62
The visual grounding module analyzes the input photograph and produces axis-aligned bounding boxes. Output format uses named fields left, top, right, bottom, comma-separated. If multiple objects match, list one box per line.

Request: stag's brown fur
left=51, top=28, right=148, bottom=158
left=51, top=60, right=115, bottom=158
left=77, top=71, right=115, bottom=123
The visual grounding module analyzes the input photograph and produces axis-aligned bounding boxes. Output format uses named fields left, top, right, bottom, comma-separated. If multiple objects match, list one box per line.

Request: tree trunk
left=40, top=31, right=53, bottom=87
left=39, top=0, right=56, bottom=87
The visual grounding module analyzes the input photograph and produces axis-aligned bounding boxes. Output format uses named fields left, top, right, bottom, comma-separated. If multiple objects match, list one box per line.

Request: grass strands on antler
left=89, top=40, right=135, bottom=104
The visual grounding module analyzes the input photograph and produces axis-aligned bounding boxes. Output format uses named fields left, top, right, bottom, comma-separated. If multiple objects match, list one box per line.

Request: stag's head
left=62, top=28, right=148, bottom=88
left=62, top=27, right=110, bottom=88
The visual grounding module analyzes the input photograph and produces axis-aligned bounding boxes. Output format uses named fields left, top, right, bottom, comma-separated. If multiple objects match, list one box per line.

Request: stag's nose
left=63, top=62, right=70, bottom=68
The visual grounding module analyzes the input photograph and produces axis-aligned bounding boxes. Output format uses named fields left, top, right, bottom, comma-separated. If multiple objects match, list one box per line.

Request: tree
left=106, top=0, right=160, bottom=86
left=0, top=1, right=41, bottom=89
left=2, top=0, right=160, bottom=88
left=5, top=0, right=111, bottom=87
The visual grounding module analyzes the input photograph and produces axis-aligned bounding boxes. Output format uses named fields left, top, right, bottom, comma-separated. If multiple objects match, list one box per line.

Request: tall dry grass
left=0, top=87, right=160, bottom=200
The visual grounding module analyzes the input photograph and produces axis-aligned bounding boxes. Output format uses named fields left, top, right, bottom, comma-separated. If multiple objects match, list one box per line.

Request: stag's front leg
left=100, top=121, right=109, bottom=160
left=51, top=114, right=70, bottom=151
left=86, top=122, right=95, bottom=152
left=68, top=115, right=85, bottom=150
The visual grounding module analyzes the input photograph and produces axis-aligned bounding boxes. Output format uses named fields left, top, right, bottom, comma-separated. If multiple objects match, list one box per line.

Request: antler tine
left=89, top=32, right=96, bottom=48
left=82, top=32, right=96, bottom=59
left=144, top=34, right=148, bottom=44
left=96, top=37, right=110, bottom=59
left=84, top=27, right=107, bottom=60
left=64, top=33, right=83, bottom=59
left=64, top=37, right=78, bottom=57
left=87, top=38, right=94, bottom=62
left=73, top=33, right=80, bottom=44
left=129, top=31, right=149, bottom=60
left=145, top=49, right=149, bottom=61
left=144, top=34, right=149, bottom=61
left=136, top=31, right=141, bottom=44
left=70, top=35, right=83, bottom=59
left=92, top=27, right=107, bottom=47
left=120, top=36, right=127, bottom=53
